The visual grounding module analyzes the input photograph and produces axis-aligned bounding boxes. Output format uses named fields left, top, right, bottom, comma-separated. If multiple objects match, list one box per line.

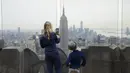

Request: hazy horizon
left=0, top=0, right=129, bottom=32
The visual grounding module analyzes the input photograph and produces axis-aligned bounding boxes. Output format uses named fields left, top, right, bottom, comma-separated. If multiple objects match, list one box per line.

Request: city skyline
left=0, top=0, right=130, bottom=30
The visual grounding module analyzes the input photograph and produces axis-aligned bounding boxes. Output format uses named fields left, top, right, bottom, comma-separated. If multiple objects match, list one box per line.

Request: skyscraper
left=18, top=27, right=20, bottom=33
left=80, top=21, right=83, bottom=31
left=17, top=27, right=21, bottom=40
left=59, top=7, right=68, bottom=54
left=126, top=27, right=129, bottom=36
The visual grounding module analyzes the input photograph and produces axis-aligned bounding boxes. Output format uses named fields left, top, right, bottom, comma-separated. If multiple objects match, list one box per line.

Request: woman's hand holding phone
left=55, top=28, right=60, bottom=38
left=55, top=28, right=59, bottom=35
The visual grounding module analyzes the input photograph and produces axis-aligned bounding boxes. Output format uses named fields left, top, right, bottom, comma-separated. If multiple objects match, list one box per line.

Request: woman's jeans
left=45, top=52, right=62, bottom=73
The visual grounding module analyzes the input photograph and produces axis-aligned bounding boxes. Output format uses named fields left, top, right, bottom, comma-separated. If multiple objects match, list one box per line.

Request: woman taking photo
left=40, top=21, right=61, bottom=73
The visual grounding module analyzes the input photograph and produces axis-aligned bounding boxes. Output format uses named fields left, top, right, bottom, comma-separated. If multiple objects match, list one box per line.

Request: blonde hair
left=42, top=21, right=53, bottom=39
left=44, top=21, right=53, bottom=33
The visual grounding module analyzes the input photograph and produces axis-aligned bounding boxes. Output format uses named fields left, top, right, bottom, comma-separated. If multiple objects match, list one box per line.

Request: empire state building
left=59, top=7, right=68, bottom=54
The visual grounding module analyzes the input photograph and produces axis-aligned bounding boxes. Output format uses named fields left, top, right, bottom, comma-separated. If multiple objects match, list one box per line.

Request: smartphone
left=55, top=28, right=59, bottom=35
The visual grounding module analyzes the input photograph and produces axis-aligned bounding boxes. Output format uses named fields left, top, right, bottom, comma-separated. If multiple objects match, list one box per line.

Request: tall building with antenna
left=59, top=6, right=68, bottom=54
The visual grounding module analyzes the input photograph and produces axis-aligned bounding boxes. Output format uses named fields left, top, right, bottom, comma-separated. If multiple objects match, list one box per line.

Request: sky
left=0, top=0, right=129, bottom=31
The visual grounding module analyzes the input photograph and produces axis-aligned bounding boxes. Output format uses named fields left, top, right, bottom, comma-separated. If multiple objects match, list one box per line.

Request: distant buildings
left=126, top=27, right=130, bottom=36
left=68, top=22, right=100, bottom=47
left=80, top=21, right=83, bottom=32
left=108, top=36, right=120, bottom=45
left=17, top=27, right=21, bottom=40
left=18, top=27, right=20, bottom=33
